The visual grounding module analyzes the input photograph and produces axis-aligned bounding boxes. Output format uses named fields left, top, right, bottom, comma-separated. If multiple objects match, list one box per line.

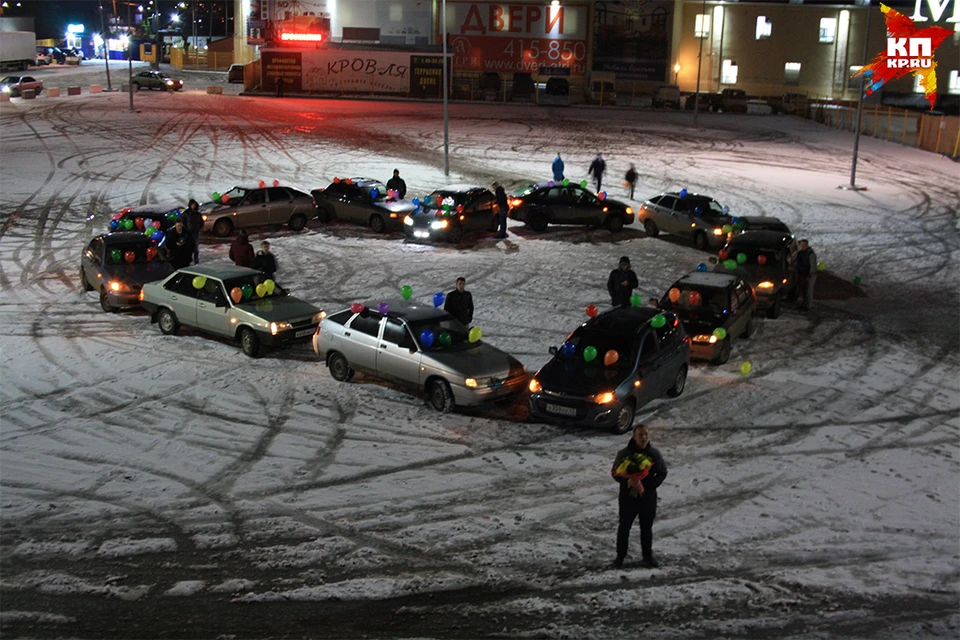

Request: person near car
left=624, top=164, right=638, bottom=200
left=607, top=256, right=639, bottom=307
left=229, top=229, right=255, bottom=268
left=588, top=153, right=606, bottom=192
left=183, top=199, right=203, bottom=265
left=444, top=277, right=474, bottom=326
left=386, top=169, right=407, bottom=199
left=253, top=240, right=277, bottom=279
left=796, top=238, right=817, bottom=311
left=162, top=219, right=194, bottom=270
left=552, top=153, right=565, bottom=182
left=611, top=423, right=668, bottom=569
left=492, top=181, right=508, bottom=239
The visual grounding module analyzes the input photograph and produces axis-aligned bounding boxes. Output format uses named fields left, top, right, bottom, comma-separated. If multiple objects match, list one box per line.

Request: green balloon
left=167, top=212, right=179, bottom=221
left=853, top=276, right=862, bottom=285
left=241, top=284, right=253, bottom=300
left=583, top=346, right=597, bottom=362
left=122, top=218, right=134, bottom=230
left=562, top=179, right=569, bottom=186
left=733, top=220, right=745, bottom=230
left=630, top=293, right=642, bottom=307
left=736, top=252, right=747, bottom=264
left=650, top=314, right=666, bottom=328
left=400, top=285, right=413, bottom=300
left=580, top=180, right=587, bottom=189
left=144, top=227, right=154, bottom=236
left=713, top=327, right=727, bottom=339
left=110, top=248, right=122, bottom=263
left=439, top=331, right=452, bottom=346
left=212, top=191, right=221, bottom=201
left=723, top=259, right=738, bottom=270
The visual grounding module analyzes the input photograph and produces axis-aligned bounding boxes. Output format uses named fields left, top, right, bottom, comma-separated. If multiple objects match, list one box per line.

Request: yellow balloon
left=256, top=283, right=267, bottom=297
left=468, top=327, right=482, bottom=343
left=740, top=361, right=753, bottom=375
left=192, top=276, right=207, bottom=290
left=264, top=279, right=275, bottom=295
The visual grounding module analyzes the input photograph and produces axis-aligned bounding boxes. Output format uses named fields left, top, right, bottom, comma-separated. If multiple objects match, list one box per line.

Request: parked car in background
left=131, top=70, right=183, bottom=91
left=109, top=204, right=184, bottom=233
left=718, top=88, right=748, bottom=113
left=508, top=182, right=635, bottom=232
left=714, top=230, right=798, bottom=318
left=201, top=184, right=315, bottom=237
left=654, top=84, right=682, bottom=109
left=637, top=191, right=732, bottom=250
left=312, top=177, right=417, bottom=233
left=140, top=265, right=322, bottom=357
left=655, top=271, right=756, bottom=364
left=227, top=63, right=244, bottom=83
left=313, top=299, right=527, bottom=412
left=80, top=232, right=174, bottom=312
left=35, top=48, right=53, bottom=65
left=528, top=306, right=689, bottom=433
left=1, top=75, right=42, bottom=96
left=685, top=92, right=715, bottom=110
left=404, top=184, right=498, bottom=243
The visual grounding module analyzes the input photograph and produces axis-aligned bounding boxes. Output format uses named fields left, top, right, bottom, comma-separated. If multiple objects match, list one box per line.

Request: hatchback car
left=528, top=306, right=689, bottom=433
left=714, top=230, right=798, bottom=318
left=227, top=63, right=245, bottom=83
left=35, top=49, right=53, bottom=65
left=735, top=216, right=791, bottom=234
left=404, top=185, right=499, bottom=243
left=655, top=271, right=756, bottom=364
left=312, top=177, right=417, bottom=233
left=141, top=265, right=322, bottom=357
left=201, top=184, right=315, bottom=237
left=1, top=76, right=43, bottom=97
left=508, top=183, right=635, bottom=232
left=313, top=299, right=527, bottom=412
left=131, top=70, right=183, bottom=91
left=80, top=232, right=174, bottom=312
left=109, top=204, right=184, bottom=233
left=637, top=191, right=732, bottom=250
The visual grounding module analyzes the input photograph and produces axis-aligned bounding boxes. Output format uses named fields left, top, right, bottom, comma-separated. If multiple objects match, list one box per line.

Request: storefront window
left=721, top=59, right=738, bottom=85
left=819, top=17, right=837, bottom=43
left=756, top=16, right=772, bottom=40
left=949, top=70, right=960, bottom=94
left=848, top=66, right=863, bottom=91
left=784, top=62, right=801, bottom=86
left=695, top=14, right=710, bottom=38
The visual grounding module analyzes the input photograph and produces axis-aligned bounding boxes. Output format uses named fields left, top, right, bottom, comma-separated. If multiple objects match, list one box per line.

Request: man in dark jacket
left=796, top=238, right=817, bottom=311
left=229, top=230, right=255, bottom=268
left=444, top=277, right=474, bottom=326
left=492, top=181, right=508, bottom=239
left=607, top=256, right=639, bottom=307
left=253, top=240, right=277, bottom=279
left=386, top=169, right=407, bottom=199
left=588, top=153, right=606, bottom=192
left=182, top=199, right=203, bottom=265
left=611, top=424, right=668, bottom=568
left=162, top=219, right=194, bottom=270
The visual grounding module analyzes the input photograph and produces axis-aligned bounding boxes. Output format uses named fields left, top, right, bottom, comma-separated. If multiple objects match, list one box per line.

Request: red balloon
left=259, top=180, right=266, bottom=188
left=134, top=217, right=145, bottom=230
left=757, top=254, right=767, bottom=265
left=273, top=179, right=280, bottom=187
left=124, top=250, right=136, bottom=263
left=688, top=290, right=702, bottom=306
left=333, top=176, right=341, bottom=184
left=221, top=194, right=230, bottom=204
left=146, top=246, right=157, bottom=261
left=350, top=302, right=364, bottom=313
left=345, top=178, right=352, bottom=185
left=456, top=204, right=464, bottom=214
left=598, top=192, right=606, bottom=201
left=152, top=220, right=161, bottom=229
left=718, top=250, right=728, bottom=261
left=586, top=304, right=598, bottom=318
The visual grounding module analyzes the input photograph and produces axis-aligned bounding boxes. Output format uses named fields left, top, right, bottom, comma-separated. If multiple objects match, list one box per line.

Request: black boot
left=612, top=555, right=625, bottom=569
left=641, top=555, right=659, bottom=568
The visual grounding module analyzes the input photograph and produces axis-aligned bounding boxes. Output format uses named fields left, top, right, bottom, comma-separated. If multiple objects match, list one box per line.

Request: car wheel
left=240, top=327, right=261, bottom=358
left=288, top=213, right=307, bottom=231
left=767, top=294, right=782, bottom=319
left=449, top=224, right=464, bottom=244
left=212, top=218, right=233, bottom=238
left=369, top=214, right=386, bottom=234
left=644, top=219, right=659, bottom=237
left=612, top=401, right=635, bottom=434
left=328, top=351, right=354, bottom=382
left=99, top=289, right=117, bottom=313
left=316, top=204, right=334, bottom=223
left=714, top=338, right=731, bottom=365
left=80, top=268, right=93, bottom=292
left=667, top=364, right=687, bottom=397
left=606, top=215, right=624, bottom=233
left=693, top=231, right=708, bottom=251
left=157, top=307, right=179, bottom=335
left=427, top=378, right=455, bottom=413
left=529, top=212, right=548, bottom=232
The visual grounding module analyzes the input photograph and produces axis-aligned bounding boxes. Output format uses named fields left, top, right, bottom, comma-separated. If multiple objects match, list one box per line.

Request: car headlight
left=465, top=377, right=493, bottom=388
left=509, top=198, right=523, bottom=208
left=403, top=215, right=413, bottom=226
left=757, top=281, right=775, bottom=290
left=625, top=207, right=633, bottom=214
left=201, top=214, right=208, bottom=221
left=108, top=281, right=128, bottom=293
left=528, top=378, right=542, bottom=393
left=430, top=219, right=448, bottom=230
left=713, top=227, right=724, bottom=235
left=1, top=86, right=10, bottom=94
left=165, top=80, right=173, bottom=85
left=590, top=391, right=616, bottom=404
left=270, top=321, right=292, bottom=335
left=693, top=334, right=719, bottom=344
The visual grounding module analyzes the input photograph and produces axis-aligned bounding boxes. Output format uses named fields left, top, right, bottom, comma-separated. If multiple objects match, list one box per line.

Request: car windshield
left=222, top=273, right=287, bottom=304
left=660, top=286, right=728, bottom=316
left=425, top=191, right=467, bottom=210
left=408, top=317, right=471, bottom=351
left=1, top=77, right=16, bottom=85
left=727, top=244, right=783, bottom=266
left=563, top=328, right=639, bottom=369
left=517, top=184, right=541, bottom=197
left=221, top=186, right=247, bottom=202
left=104, top=243, right=160, bottom=264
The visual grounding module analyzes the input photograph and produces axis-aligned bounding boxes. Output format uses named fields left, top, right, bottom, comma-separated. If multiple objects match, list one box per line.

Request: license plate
left=295, top=328, right=314, bottom=338
left=546, top=403, right=577, bottom=417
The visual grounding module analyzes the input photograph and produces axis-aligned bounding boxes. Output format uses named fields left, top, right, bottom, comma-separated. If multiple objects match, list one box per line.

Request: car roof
left=659, top=192, right=717, bottom=202
left=173, top=264, right=261, bottom=279
left=675, top=271, right=739, bottom=289
left=355, top=298, right=453, bottom=322
left=739, top=216, right=789, bottom=229
left=432, top=184, right=487, bottom=193
left=100, top=232, right=155, bottom=245
left=124, top=204, right=182, bottom=215
left=726, top=230, right=795, bottom=249
left=582, top=306, right=668, bottom=334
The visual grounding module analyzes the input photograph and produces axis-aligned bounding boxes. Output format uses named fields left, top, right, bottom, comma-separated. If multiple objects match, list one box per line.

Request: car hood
left=718, top=264, right=786, bottom=288
left=407, top=212, right=448, bottom=228
left=375, top=200, right=418, bottom=214
left=424, top=343, right=521, bottom=378
left=102, top=261, right=174, bottom=284
left=536, top=358, right=631, bottom=396
left=235, top=296, right=320, bottom=321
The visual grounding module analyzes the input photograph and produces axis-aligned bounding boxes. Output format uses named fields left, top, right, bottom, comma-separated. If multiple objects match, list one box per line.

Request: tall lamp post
left=692, top=0, right=706, bottom=127
left=841, top=0, right=872, bottom=191
left=98, top=0, right=113, bottom=91
left=442, top=0, right=449, bottom=176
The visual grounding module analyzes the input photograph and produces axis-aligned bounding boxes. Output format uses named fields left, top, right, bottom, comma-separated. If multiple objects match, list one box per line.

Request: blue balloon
left=423, top=195, right=433, bottom=206
left=420, top=329, right=435, bottom=348
left=151, top=230, right=164, bottom=242
left=697, top=263, right=709, bottom=272
left=433, top=292, right=445, bottom=308
left=694, top=207, right=702, bottom=216
left=679, top=188, right=688, bottom=198
left=412, top=197, right=420, bottom=207
left=722, top=205, right=730, bottom=215
left=370, top=188, right=379, bottom=199
left=561, top=341, right=576, bottom=358
left=109, top=219, right=119, bottom=230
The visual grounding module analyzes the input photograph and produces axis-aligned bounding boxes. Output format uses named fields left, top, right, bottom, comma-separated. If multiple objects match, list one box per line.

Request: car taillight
left=139, top=290, right=144, bottom=301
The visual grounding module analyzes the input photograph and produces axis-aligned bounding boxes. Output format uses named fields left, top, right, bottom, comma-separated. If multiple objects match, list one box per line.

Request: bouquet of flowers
left=613, top=453, right=654, bottom=497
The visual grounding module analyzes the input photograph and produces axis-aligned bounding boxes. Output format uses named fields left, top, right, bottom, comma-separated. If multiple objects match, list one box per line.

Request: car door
left=265, top=187, right=294, bottom=225
left=195, top=279, right=232, bottom=337
left=162, top=273, right=200, bottom=328
left=656, top=195, right=681, bottom=233
left=541, top=187, right=574, bottom=224
left=376, top=317, right=423, bottom=387
left=670, top=198, right=696, bottom=237
left=632, top=332, right=663, bottom=407
left=82, top=237, right=103, bottom=285
left=340, top=310, right=382, bottom=374
left=238, top=188, right=270, bottom=228
left=466, top=191, right=496, bottom=233
left=339, top=183, right=369, bottom=224
left=572, top=188, right=602, bottom=224
left=729, top=281, right=751, bottom=335
left=653, top=320, right=686, bottom=393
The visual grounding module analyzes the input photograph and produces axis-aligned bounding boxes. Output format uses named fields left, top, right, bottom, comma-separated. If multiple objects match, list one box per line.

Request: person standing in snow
left=588, top=153, right=606, bottom=192
left=611, top=424, right=668, bottom=569
left=444, top=277, right=474, bottom=326
left=162, top=218, right=194, bottom=270
left=624, top=164, right=638, bottom=200
left=386, top=169, right=407, bottom=199
left=796, top=238, right=817, bottom=311
left=492, top=181, right=508, bottom=239
left=253, top=240, right=277, bottom=279
left=182, top=198, right=203, bottom=265
left=607, top=256, right=639, bottom=307
left=229, top=229, right=255, bottom=268
left=552, top=153, right=565, bottom=182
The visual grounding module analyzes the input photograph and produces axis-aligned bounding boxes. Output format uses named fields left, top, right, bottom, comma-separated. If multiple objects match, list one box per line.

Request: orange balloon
left=757, top=254, right=767, bottom=265
left=230, top=287, right=243, bottom=303
left=604, top=350, right=619, bottom=366
left=259, top=180, right=266, bottom=188
left=668, top=287, right=681, bottom=303
left=221, top=194, right=230, bottom=204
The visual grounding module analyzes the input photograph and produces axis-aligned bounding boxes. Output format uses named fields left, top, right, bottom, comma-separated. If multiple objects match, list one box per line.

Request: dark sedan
left=80, top=232, right=174, bottom=312
left=312, top=177, right=417, bottom=233
left=109, top=204, right=184, bottom=233
left=714, top=230, right=799, bottom=318
left=735, top=216, right=791, bottom=234
left=508, top=182, right=634, bottom=232
left=528, top=306, right=689, bottom=433
left=404, top=184, right=499, bottom=244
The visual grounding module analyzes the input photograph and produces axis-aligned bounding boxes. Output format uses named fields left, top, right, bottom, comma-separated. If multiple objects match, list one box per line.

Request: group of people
left=552, top=152, right=638, bottom=200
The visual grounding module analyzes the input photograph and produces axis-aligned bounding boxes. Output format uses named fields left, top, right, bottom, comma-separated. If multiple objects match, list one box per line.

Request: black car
left=714, top=230, right=798, bottom=318
left=79, top=232, right=174, bottom=312
left=656, top=271, right=757, bottom=364
left=312, top=177, right=417, bottom=233
left=637, top=191, right=732, bottom=251
left=508, top=183, right=635, bottom=232
left=109, top=204, right=184, bottom=234
left=735, top=216, right=791, bottom=234
left=528, top=306, right=690, bottom=433
left=404, top=184, right=499, bottom=243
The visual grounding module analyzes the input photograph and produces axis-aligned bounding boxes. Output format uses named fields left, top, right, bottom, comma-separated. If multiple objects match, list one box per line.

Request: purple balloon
left=377, top=301, right=390, bottom=314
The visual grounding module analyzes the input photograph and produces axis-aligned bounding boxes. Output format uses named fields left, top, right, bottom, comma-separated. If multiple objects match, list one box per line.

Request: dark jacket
left=625, top=167, right=638, bottom=185
left=589, top=156, right=606, bottom=178
left=444, top=289, right=474, bottom=325
left=386, top=176, right=407, bottom=199
left=253, top=250, right=277, bottom=278
left=163, top=227, right=194, bottom=270
left=229, top=235, right=255, bottom=268
left=611, top=438, right=668, bottom=501
left=797, top=247, right=817, bottom=277
left=607, top=267, right=639, bottom=306
left=183, top=206, right=203, bottom=235
left=494, top=184, right=508, bottom=213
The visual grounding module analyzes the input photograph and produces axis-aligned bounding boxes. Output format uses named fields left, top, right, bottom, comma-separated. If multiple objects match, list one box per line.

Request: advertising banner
left=262, top=50, right=302, bottom=92
left=301, top=50, right=411, bottom=93
left=592, top=1, right=672, bottom=81
left=444, top=2, right=589, bottom=77
left=410, top=55, right=450, bottom=98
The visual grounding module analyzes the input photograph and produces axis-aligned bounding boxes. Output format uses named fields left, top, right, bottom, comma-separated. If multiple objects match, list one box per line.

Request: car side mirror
left=708, top=257, right=718, bottom=265
left=548, top=345, right=558, bottom=355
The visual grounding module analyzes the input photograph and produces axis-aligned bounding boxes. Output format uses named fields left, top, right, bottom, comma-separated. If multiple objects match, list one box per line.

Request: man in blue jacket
left=552, top=153, right=565, bottom=182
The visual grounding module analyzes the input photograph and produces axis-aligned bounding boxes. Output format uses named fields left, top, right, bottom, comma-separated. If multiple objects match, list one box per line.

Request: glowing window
left=819, top=17, right=837, bottom=43
left=784, top=62, right=801, bottom=86
left=848, top=65, right=863, bottom=90
left=949, top=70, right=960, bottom=94
left=721, top=60, right=738, bottom=85
left=695, top=14, right=710, bottom=38
left=390, top=5, right=402, bottom=21
left=756, top=16, right=772, bottom=39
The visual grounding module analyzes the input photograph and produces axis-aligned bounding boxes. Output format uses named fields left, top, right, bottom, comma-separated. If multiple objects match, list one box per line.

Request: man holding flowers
left=611, top=424, right=668, bottom=568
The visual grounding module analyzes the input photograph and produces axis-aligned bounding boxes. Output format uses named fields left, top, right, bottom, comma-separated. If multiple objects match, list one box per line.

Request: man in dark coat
left=492, top=181, right=508, bottom=239
left=386, top=169, right=407, bottom=199
left=552, top=153, right=564, bottom=182
left=624, top=164, right=638, bottom=200
left=796, top=238, right=817, bottom=311
left=611, top=424, right=668, bottom=568
left=162, top=219, right=194, bottom=270
left=607, top=256, right=639, bottom=307
left=588, top=153, right=606, bottom=192
left=444, top=277, right=474, bottom=326
left=229, top=229, right=255, bottom=268
left=252, top=240, right=277, bottom=279
left=182, top=199, right=203, bottom=265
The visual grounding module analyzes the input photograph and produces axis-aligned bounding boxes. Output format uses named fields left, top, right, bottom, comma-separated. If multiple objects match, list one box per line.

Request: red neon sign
left=280, top=32, right=324, bottom=42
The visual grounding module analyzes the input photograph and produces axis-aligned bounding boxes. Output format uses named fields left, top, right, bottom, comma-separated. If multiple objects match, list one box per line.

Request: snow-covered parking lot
left=1, top=87, right=958, bottom=639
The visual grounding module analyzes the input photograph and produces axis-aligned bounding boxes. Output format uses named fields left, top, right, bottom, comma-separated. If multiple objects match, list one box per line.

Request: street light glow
left=171, top=13, right=179, bottom=22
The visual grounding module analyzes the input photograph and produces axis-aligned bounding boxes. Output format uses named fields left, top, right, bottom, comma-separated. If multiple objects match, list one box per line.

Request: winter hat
left=619, top=256, right=630, bottom=265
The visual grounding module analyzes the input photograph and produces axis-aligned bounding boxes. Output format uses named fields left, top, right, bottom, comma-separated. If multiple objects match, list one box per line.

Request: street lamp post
left=442, top=0, right=449, bottom=176
left=842, top=0, right=872, bottom=191
left=98, top=0, right=113, bottom=90
left=693, top=0, right=706, bottom=127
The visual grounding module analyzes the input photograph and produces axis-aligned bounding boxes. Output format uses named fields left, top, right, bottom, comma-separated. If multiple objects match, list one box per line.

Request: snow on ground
left=0, top=80, right=958, bottom=639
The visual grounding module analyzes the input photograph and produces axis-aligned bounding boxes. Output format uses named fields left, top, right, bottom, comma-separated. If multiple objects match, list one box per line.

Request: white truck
left=0, top=31, right=36, bottom=72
